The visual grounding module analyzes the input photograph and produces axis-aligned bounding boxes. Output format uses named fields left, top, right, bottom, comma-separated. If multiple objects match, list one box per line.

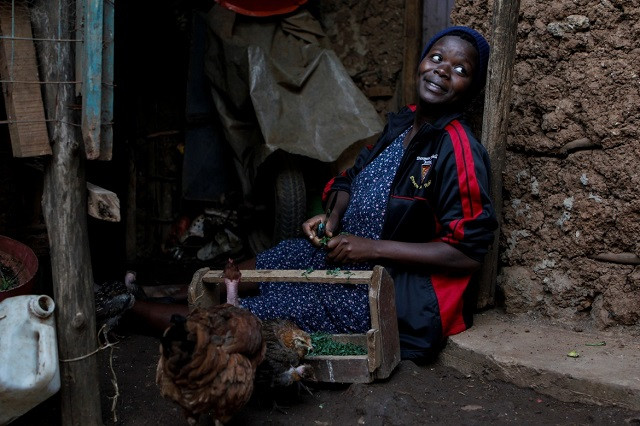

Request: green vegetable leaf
left=302, top=267, right=314, bottom=280
left=309, top=332, right=367, bottom=356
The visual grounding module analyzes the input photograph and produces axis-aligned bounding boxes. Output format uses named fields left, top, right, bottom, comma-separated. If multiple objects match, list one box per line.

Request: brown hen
left=256, top=319, right=315, bottom=390
left=156, top=259, right=265, bottom=425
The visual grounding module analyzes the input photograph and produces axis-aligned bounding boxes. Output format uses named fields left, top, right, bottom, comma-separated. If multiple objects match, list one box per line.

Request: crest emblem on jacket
left=414, top=155, right=437, bottom=186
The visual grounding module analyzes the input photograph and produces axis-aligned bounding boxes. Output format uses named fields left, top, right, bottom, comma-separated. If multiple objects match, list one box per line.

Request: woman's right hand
left=302, top=214, right=339, bottom=247
left=302, top=214, right=327, bottom=247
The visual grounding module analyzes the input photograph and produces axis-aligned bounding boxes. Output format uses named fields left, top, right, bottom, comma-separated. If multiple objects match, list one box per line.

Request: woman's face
left=417, top=35, right=478, bottom=107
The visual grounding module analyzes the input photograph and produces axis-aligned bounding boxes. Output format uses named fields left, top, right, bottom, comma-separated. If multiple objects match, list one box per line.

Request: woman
left=239, top=26, right=498, bottom=362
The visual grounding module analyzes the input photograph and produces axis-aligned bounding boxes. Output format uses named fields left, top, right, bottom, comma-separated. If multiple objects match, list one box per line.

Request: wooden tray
left=187, top=265, right=400, bottom=383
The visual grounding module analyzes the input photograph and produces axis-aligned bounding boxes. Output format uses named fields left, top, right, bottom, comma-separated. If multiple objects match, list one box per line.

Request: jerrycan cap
left=29, top=295, right=55, bottom=319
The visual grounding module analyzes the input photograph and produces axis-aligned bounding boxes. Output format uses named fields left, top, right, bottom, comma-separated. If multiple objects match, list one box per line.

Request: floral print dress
left=241, top=127, right=411, bottom=333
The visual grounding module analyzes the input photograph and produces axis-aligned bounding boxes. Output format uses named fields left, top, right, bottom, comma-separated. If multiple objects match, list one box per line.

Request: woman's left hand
left=325, top=234, right=375, bottom=263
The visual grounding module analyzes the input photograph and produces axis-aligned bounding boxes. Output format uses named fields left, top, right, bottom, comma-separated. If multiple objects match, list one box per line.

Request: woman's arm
left=325, top=235, right=481, bottom=274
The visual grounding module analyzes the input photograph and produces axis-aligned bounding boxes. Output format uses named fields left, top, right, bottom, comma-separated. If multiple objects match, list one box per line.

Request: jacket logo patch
left=413, top=155, right=436, bottom=188
left=421, top=164, right=431, bottom=183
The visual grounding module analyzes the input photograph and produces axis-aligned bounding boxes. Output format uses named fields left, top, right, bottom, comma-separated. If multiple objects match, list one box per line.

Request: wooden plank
left=422, top=0, right=454, bottom=43
left=401, top=0, right=424, bottom=106
left=98, top=0, right=114, bottom=160
left=325, top=333, right=367, bottom=346
left=367, top=267, right=382, bottom=372
left=74, top=0, right=84, bottom=96
left=305, top=356, right=372, bottom=383
left=367, top=328, right=381, bottom=372
left=0, top=0, right=51, bottom=157
left=202, top=269, right=373, bottom=284
left=81, top=0, right=103, bottom=160
left=372, top=266, right=401, bottom=379
left=477, top=0, right=521, bottom=308
left=86, top=182, right=120, bottom=222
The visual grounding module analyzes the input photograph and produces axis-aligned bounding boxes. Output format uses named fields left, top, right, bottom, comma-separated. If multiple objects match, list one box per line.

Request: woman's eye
left=430, top=53, right=442, bottom=62
left=454, top=65, right=468, bottom=76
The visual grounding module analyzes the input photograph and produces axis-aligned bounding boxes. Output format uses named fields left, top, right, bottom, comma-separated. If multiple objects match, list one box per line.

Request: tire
left=272, top=161, right=306, bottom=242
left=247, top=158, right=306, bottom=255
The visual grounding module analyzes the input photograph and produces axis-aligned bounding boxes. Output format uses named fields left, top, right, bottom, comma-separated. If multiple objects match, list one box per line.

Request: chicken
left=256, top=319, right=315, bottom=390
left=156, top=259, right=265, bottom=425
left=94, top=271, right=141, bottom=340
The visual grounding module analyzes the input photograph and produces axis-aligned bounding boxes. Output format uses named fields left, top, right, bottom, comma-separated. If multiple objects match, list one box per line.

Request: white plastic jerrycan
left=0, top=295, right=60, bottom=425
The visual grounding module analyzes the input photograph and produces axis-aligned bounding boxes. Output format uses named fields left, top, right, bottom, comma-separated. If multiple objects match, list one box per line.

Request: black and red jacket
left=325, top=105, right=498, bottom=360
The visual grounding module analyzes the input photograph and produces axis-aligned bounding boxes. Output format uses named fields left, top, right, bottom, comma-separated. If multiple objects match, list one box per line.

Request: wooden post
left=31, top=0, right=103, bottom=423
left=401, top=0, right=424, bottom=106
left=476, top=0, right=521, bottom=308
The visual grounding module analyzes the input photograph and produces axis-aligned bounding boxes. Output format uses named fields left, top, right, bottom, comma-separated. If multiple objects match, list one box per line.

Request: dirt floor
left=13, top=330, right=640, bottom=426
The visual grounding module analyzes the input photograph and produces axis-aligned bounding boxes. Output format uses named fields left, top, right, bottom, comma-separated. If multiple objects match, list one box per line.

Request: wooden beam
left=476, top=0, right=521, bottom=308
left=87, top=182, right=120, bottom=222
left=0, top=0, right=51, bottom=157
left=401, top=0, right=424, bottom=106
left=31, top=0, right=103, bottom=423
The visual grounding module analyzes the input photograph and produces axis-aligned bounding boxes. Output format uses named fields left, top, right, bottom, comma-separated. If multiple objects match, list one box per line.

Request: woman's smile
left=423, top=77, right=447, bottom=94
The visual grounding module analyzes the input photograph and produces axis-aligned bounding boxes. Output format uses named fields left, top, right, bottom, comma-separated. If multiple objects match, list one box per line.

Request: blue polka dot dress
left=241, top=126, right=411, bottom=333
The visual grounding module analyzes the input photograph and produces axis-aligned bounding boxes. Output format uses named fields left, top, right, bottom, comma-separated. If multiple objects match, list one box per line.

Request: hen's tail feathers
left=160, top=314, right=195, bottom=371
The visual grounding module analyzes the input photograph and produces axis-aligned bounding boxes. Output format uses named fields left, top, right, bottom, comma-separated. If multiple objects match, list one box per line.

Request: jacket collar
left=389, top=105, right=463, bottom=134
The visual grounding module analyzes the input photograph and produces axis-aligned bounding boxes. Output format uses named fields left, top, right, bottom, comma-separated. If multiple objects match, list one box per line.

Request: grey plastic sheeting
left=203, top=5, right=383, bottom=194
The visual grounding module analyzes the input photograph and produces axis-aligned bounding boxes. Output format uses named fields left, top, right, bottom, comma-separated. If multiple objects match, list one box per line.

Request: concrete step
left=439, top=309, right=640, bottom=411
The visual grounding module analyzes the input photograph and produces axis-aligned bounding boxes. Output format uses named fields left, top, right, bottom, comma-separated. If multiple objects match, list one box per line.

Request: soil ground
left=13, top=331, right=640, bottom=425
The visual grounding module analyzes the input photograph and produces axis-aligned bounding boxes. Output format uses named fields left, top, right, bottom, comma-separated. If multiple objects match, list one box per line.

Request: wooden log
left=401, top=0, right=424, bottom=106
left=86, top=182, right=120, bottom=222
left=477, top=0, right=521, bottom=308
left=31, top=0, right=103, bottom=423
left=0, top=0, right=51, bottom=157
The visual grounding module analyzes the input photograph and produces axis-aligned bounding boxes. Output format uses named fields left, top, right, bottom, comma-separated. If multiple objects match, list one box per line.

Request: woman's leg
left=127, top=299, right=190, bottom=336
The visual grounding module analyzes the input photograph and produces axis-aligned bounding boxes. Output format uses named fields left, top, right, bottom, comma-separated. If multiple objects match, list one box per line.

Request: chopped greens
left=309, top=333, right=367, bottom=356
left=302, top=267, right=314, bottom=279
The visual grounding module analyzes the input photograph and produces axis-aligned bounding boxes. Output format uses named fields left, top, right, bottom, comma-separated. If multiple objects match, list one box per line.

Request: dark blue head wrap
left=420, top=26, right=490, bottom=96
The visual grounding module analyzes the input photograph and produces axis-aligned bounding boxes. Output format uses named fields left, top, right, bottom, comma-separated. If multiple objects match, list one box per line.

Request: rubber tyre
left=272, top=161, right=306, bottom=242
left=247, top=159, right=306, bottom=254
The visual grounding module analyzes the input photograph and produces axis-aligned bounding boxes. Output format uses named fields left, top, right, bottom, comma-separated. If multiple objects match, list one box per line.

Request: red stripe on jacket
left=443, top=120, right=484, bottom=242
left=432, top=121, right=483, bottom=336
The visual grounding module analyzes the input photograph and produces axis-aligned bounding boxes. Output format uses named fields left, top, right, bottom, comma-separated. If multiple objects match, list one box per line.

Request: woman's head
left=417, top=26, right=490, bottom=109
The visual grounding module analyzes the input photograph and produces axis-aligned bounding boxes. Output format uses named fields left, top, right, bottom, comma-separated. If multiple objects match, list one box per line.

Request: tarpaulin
left=203, top=4, right=383, bottom=195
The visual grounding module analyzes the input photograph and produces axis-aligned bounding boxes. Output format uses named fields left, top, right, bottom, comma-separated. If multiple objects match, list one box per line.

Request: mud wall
left=318, top=0, right=406, bottom=118
left=453, top=0, right=640, bottom=333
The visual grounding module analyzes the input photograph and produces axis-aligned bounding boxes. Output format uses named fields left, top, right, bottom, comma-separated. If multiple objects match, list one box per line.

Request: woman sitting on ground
left=132, top=26, right=497, bottom=363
